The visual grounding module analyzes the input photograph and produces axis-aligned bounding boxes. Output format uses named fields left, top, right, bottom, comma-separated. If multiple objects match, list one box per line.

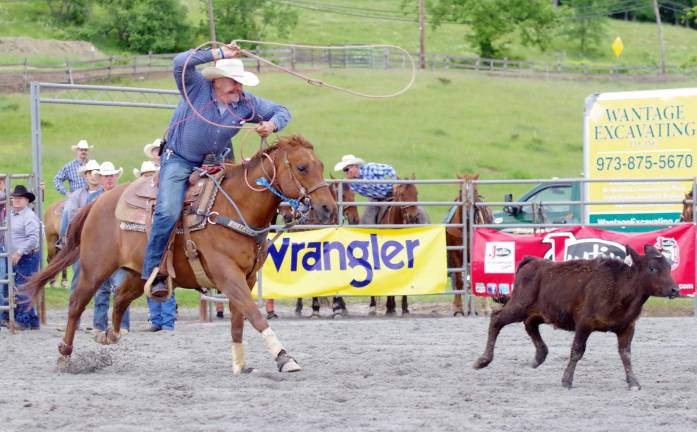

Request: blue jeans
left=142, top=151, right=196, bottom=279
left=59, top=206, right=70, bottom=238
left=1, top=250, right=40, bottom=329
left=147, top=294, right=177, bottom=330
left=93, top=268, right=130, bottom=331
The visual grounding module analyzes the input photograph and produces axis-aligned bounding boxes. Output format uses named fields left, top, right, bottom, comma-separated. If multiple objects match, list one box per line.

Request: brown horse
left=24, top=135, right=337, bottom=374
left=44, top=199, right=69, bottom=288
left=370, top=176, right=428, bottom=315
left=446, top=173, right=494, bottom=317
left=276, top=181, right=359, bottom=318
left=680, top=190, right=693, bottom=222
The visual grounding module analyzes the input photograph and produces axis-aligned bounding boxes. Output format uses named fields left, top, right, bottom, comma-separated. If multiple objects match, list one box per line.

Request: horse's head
left=329, top=176, right=360, bottom=225
left=273, top=135, right=337, bottom=224
left=456, top=172, right=492, bottom=224
left=277, top=203, right=295, bottom=224
left=681, top=190, right=693, bottom=222
left=394, top=174, right=419, bottom=224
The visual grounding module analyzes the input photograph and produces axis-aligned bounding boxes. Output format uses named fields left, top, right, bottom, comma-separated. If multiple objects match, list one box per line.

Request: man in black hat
left=0, top=184, right=40, bottom=329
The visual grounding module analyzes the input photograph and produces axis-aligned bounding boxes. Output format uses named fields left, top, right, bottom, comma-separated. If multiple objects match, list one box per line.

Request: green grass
left=2, top=69, right=695, bottom=220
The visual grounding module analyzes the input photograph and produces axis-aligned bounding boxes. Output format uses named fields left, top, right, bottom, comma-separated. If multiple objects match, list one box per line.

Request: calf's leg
left=561, top=326, right=591, bottom=389
left=524, top=316, right=548, bottom=368
left=473, top=305, right=529, bottom=369
left=617, top=323, right=640, bottom=390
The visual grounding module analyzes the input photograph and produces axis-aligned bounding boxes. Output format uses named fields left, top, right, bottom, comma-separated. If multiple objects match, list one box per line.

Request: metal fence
left=4, top=47, right=697, bottom=91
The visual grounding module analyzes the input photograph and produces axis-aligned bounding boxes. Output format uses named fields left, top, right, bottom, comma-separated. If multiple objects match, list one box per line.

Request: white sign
left=484, top=242, right=516, bottom=274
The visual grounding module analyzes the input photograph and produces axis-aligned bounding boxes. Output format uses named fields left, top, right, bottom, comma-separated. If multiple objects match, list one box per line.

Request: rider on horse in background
left=143, top=42, right=292, bottom=299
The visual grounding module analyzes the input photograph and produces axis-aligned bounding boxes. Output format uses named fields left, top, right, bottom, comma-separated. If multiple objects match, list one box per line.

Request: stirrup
left=144, top=267, right=171, bottom=300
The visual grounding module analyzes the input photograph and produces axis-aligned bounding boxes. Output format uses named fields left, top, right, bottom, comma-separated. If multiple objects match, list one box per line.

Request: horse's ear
left=473, top=173, right=480, bottom=180
left=410, top=173, right=416, bottom=180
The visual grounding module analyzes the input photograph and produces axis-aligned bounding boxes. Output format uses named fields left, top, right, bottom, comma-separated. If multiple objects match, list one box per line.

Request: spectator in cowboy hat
left=133, top=160, right=159, bottom=178
left=0, top=184, right=40, bottom=330
left=98, top=161, right=122, bottom=192
left=143, top=139, right=163, bottom=167
left=142, top=42, right=291, bottom=300
left=59, top=159, right=102, bottom=243
left=53, top=139, right=92, bottom=195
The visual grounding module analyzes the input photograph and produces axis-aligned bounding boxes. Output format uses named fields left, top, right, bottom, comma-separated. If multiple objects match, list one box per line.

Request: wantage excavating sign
left=251, top=227, right=447, bottom=299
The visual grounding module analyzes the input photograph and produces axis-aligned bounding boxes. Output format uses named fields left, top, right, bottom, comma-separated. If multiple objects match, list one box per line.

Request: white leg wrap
left=231, top=343, right=246, bottom=375
left=262, top=328, right=284, bottom=358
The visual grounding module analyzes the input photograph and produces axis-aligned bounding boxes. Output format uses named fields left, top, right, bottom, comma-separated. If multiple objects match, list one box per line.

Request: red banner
left=471, top=225, right=696, bottom=297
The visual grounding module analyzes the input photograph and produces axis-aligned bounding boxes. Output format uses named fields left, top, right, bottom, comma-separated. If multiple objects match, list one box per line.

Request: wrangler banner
left=471, top=224, right=696, bottom=297
left=251, top=227, right=447, bottom=299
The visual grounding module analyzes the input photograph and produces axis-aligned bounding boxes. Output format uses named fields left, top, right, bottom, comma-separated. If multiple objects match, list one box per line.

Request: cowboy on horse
left=143, top=42, right=291, bottom=299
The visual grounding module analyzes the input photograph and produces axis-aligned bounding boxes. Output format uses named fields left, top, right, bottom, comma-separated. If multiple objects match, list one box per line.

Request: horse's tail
left=22, top=200, right=97, bottom=303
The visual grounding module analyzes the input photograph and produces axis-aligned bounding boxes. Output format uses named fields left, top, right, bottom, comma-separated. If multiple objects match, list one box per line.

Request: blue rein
left=255, top=177, right=301, bottom=210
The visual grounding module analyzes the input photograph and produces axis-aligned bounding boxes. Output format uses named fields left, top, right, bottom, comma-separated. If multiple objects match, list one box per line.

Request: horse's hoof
left=106, top=328, right=120, bottom=344
left=94, top=331, right=108, bottom=344
left=310, top=312, right=320, bottom=319
left=473, top=356, right=491, bottom=370
left=58, top=341, right=73, bottom=357
left=267, top=311, right=278, bottom=320
left=276, top=350, right=302, bottom=373
left=401, top=309, right=410, bottom=316
left=57, top=355, right=71, bottom=369
left=453, top=310, right=465, bottom=317
left=332, top=312, right=344, bottom=319
left=385, top=310, right=396, bottom=316
left=233, top=366, right=257, bottom=375
left=294, top=310, right=302, bottom=317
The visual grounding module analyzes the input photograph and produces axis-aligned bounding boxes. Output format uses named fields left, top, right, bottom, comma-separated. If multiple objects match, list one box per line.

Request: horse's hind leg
left=473, top=303, right=529, bottom=369
left=524, top=316, right=548, bottom=368
left=385, top=296, right=396, bottom=315
left=60, top=262, right=113, bottom=357
left=452, top=272, right=465, bottom=317
left=310, top=297, right=320, bottom=318
left=401, top=296, right=409, bottom=315
left=103, top=270, right=144, bottom=344
left=295, top=298, right=303, bottom=316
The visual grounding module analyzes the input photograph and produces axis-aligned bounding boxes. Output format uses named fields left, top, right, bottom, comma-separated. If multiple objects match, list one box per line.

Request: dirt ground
left=1, top=302, right=697, bottom=432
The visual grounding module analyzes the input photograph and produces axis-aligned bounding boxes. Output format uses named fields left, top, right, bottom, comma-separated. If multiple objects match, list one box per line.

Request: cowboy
left=0, top=185, right=40, bottom=330
left=142, top=43, right=292, bottom=299
left=143, top=139, right=162, bottom=167
left=59, top=159, right=102, bottom=243
left=334, top=155, right=398, bottom=225
left=133, top=160, right=159, bottom=178
left=53, top=139, right=91, bottom=195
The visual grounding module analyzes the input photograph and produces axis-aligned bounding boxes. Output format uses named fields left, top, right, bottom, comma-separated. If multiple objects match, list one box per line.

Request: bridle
left=388, top=184, right=416, bottom=223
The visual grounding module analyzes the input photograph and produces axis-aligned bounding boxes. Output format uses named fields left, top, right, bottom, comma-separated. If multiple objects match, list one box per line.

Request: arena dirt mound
left=0, top=36, right=103, bottom=59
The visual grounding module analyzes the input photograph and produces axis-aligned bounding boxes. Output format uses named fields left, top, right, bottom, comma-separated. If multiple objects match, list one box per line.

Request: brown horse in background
left=24, top=135, right=337, bottom=374
left=370, top=176, right=428, bottom=315
left=43, top=199, right=69, bottom=288
left=446, top=173, right=494, bottom=317
left=680, top=190, right=693, bottom=222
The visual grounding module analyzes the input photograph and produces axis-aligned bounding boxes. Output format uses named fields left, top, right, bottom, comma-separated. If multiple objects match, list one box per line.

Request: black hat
left=10, top=184, right=35, bottom=203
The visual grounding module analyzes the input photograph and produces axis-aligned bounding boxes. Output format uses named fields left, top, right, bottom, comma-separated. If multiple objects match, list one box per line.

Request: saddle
left=115, top=167, right=225, bottom=234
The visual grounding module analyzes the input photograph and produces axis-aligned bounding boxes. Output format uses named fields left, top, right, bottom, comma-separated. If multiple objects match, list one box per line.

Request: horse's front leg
left=229, top=300, right=255, bottom=374
left=212, top=263, right=301, bottom=373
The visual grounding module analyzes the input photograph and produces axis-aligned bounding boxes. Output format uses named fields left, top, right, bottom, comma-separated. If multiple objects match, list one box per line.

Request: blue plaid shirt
left=53, top=159, right=86, bottom=196
left=350, top=163, right=397, bottom=200
left=166, top=49, right=291, bottom=165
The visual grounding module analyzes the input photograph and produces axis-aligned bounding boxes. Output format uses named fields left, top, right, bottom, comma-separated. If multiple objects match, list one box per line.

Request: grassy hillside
left=2, top=0, right=697, bottom=69
left=1, top=69, right=694, bottom=220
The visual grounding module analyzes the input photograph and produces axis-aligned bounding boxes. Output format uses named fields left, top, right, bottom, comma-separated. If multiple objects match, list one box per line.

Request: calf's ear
left=643, top=245, right=660, bottom=256
left=624, top=244, right=641, bottom=267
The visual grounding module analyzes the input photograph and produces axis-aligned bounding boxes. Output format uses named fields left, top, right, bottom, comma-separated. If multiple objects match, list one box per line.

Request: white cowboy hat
left=133, top=160, right=159, bottom=177
left=70, top=139, right=93, bottom=151
left=143, top=139, right=162, bottom=158
left=78, top=159, right=101, bottom=174
left=201, top=59, right=259, bottom=87
left=334, top=154, right=366, bottom=172
left=99, top=161, right=123, bottom=177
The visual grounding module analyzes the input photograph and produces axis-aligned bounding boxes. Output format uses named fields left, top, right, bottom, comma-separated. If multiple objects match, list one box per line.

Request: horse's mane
left=225, top=134, right=314, bottom=171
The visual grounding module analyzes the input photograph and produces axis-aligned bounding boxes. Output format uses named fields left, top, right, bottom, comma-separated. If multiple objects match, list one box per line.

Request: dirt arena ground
left=1, top=303, right=697, bottom=432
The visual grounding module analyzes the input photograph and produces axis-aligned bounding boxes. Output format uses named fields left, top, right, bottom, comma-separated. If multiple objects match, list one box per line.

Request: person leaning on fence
left=0, top=185, right=40, bottom=330
left=53, top=139, right=91, bottom=196
left=141, top=42, right=292, bottom=300
left=335, top=155, right=430, bottom=225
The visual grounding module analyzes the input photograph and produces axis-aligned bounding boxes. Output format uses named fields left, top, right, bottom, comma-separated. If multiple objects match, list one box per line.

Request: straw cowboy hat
left=78, top=159, right=101, bottom=174
left=143, top=139, right=162, bottom=159
left=133, top=160, right=159, bottom=177
left=201, top=59, right=259, bottom=87
left=99, top=161, right=123, bottom=177
left=70, top=139, right=93, bottom=151
left=334, top=154, right=366, bottom=172
left=10, top=184, right=35, bottom=203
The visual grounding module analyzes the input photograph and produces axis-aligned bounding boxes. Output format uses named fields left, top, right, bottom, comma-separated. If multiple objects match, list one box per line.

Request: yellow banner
left=585, top=89, right=697, bottom=217
left=251, top=226, right=447, bottom=299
